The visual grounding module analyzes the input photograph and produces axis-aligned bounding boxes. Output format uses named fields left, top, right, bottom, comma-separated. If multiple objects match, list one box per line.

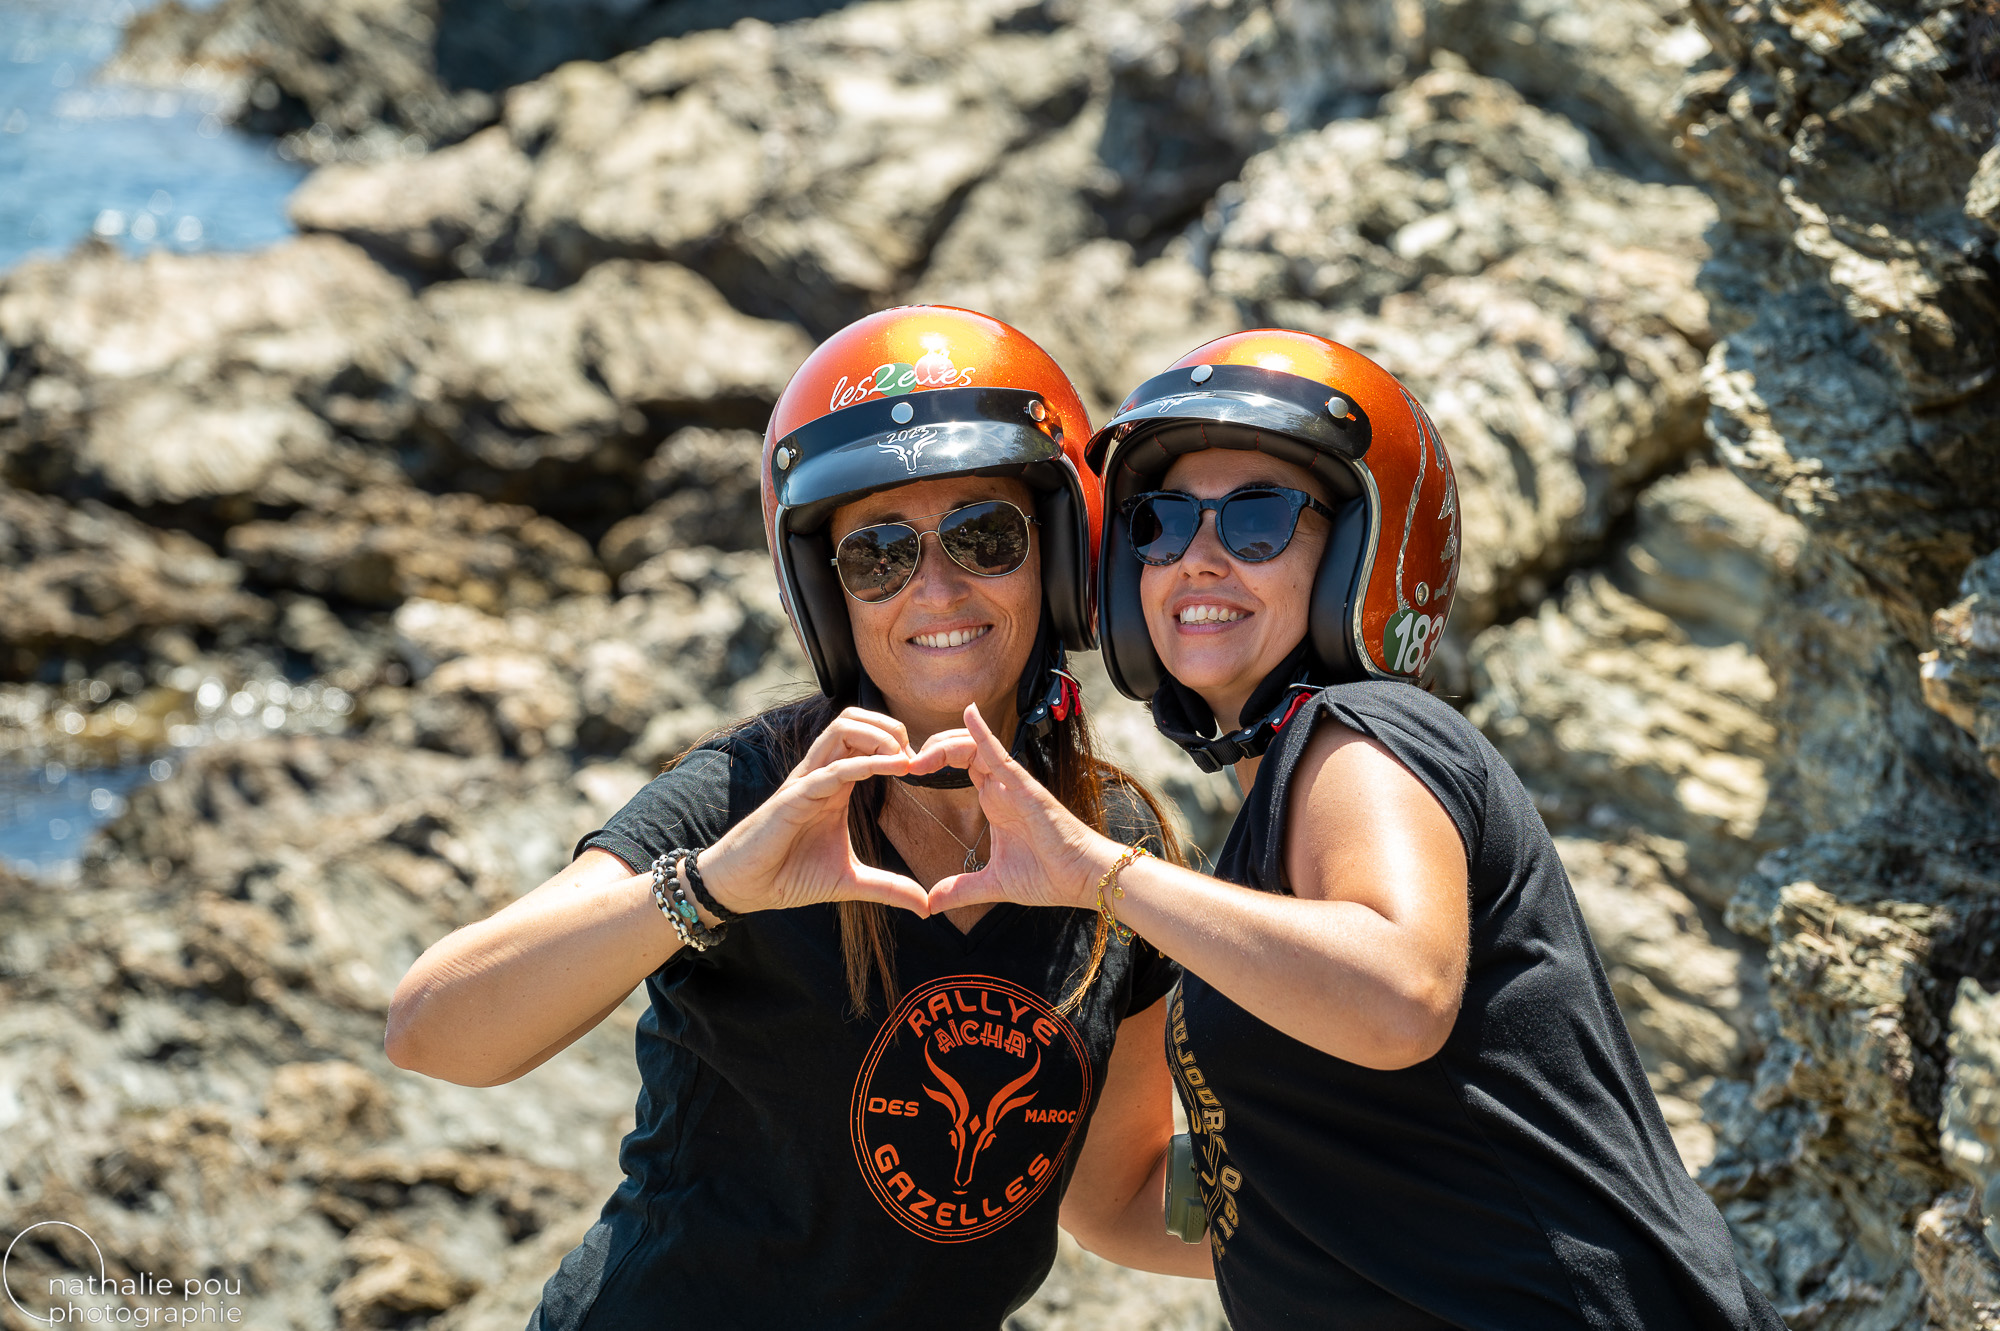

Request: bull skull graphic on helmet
left=923, top=1042, right=1041, bottom=1191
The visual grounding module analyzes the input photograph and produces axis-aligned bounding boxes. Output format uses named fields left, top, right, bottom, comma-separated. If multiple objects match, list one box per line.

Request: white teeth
left=913, top=626, right=990, bottom=649
left=1178, top=604, right=1246, bottom=625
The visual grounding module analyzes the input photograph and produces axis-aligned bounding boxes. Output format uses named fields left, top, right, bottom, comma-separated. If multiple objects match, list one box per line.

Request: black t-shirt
left=526, top=732, right=1180, bottom=1331
left=1170, top=682, right=1783, bottom=1330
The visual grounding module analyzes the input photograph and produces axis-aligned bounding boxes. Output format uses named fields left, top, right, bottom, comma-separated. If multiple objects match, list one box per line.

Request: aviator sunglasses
left=1124, top=485, right=1337, bottom=566
left=832, top=500, right=1037, bottom=603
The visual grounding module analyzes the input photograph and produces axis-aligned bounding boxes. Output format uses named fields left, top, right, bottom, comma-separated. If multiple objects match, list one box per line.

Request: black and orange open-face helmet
left=762, top=306, right=1099, bottom=712
left=1087, top=330, right=1461, bottom=770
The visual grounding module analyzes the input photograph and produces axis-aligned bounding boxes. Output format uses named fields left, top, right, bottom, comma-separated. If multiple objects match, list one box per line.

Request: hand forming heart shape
left=690, top=705, right=1109, bottom=925
left=920, top=705, right=1105, bottom=917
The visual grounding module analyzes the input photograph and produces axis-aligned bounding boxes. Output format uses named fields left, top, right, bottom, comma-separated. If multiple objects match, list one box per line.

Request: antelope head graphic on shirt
left=924, top=1042, right=1041, bottom=1190
left=850, top=976, right=1093, bottom=1243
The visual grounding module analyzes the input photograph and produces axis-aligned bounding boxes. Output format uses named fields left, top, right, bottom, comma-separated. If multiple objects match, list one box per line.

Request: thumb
left=845, top=864, right=932, bottom=917
left=928, top=866, right=1005, bottom=914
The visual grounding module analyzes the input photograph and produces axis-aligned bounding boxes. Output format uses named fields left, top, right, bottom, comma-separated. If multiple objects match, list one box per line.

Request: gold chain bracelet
left=1094, top=845, right=1152, bottom=945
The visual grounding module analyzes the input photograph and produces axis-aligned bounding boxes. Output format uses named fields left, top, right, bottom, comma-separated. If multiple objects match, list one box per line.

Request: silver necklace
left=896, top=782, right=988, bottom=873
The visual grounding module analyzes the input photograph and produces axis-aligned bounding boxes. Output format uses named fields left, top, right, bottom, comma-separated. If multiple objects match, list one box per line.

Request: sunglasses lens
left=1218, top=490, right=1300, bottom=562
left=1129, top=495, right=1200, bottom=565
left=938, top=501, right=1031, bottom=577
left=835, top=524, right=920, bottom=602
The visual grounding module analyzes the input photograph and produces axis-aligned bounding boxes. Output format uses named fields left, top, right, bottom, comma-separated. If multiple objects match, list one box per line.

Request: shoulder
left=662, top=731, right=789, bottom=802
left=1315, top=678, right=1473, bottom=731
left=1287, top=680, right=1491, bottom=852
left=599, top=730, right=788, bottom=838
left=1304, top=681, right=1487, bottom=772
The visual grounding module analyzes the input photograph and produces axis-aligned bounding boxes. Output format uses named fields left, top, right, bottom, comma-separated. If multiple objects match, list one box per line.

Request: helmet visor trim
left=775, top=387, right=1066, bottom=530
left=1087, top=362, right=1372, bottom=472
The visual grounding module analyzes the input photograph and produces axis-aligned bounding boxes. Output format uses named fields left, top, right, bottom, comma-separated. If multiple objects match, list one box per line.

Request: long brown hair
left=681, top=691, right=1186, bottom=1018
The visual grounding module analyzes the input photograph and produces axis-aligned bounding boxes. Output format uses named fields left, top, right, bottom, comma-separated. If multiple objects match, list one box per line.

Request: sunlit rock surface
left=1, top=0, right=1995, bottom=1325
left=1667, top=0, right=2000, bottom=1322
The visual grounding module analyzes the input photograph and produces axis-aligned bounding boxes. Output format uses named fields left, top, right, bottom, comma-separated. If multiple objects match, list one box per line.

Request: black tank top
left=1170, top=681, right=1783, bottom=1330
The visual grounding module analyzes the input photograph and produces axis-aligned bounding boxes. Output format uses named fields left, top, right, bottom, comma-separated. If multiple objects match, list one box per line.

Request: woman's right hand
left=695, top=708, right=934, bottom=917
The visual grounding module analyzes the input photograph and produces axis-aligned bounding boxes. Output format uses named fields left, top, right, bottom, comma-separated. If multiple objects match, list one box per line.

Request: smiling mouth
left=1177, top=605, right=1247, bottom=625
left=911, top=626, right=991, bottom=649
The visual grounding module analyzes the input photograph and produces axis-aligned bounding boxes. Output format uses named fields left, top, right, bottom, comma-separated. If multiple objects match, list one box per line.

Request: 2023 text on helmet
left=1088, top=329, right=1461, bottom=705
left=761, top=306, right=1101, bottom=701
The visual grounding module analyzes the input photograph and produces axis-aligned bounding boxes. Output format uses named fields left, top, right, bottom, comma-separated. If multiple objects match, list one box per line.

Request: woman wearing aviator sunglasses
left=927, top=331, right=1783, bottom=1329
left=387, top=307, right=1202, bottom=1330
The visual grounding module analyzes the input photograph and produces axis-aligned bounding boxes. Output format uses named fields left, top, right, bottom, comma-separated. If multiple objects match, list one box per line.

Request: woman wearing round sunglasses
left=927, top=331, right=1783, bottom=1329
left=386, top=307, right=1204, bottom=1330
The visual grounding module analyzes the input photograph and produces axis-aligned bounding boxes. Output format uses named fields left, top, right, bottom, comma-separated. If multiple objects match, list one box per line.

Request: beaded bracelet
left=682, top=849, right=740, bottom=922
left=652, top=849, right=727, bottom=951
left=1094, top=845, right=1153, bottom=945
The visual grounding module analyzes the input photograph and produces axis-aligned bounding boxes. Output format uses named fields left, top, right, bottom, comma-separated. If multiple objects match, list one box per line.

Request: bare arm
left=1059, top=997, right=1214, bottom=1279
left=386, top=708, right=939, bottom=1087
left=931, top=710, right=1470, bottom=1071
left=386, top=848, right=672, bottom=1086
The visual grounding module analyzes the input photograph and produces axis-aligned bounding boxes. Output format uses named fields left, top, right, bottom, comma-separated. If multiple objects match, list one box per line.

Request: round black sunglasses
left=1123, top=486, right=1336, bottom=566
left=831, top=500, right=1037, bottom=603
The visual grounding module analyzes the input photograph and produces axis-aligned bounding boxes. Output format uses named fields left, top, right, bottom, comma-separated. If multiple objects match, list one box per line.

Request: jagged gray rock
left=289, top=0, right=1098, bottom=332
left=0, top=487, right=271, bottom=681
left=108, top=0, right=500, bottom=160
left=103, top=0, right=867, bottom=164
left=934, top=66, right=1716, bottom=649
left=1471, top=466, right=1798, bottom=907
left=1085, top=0, right=1424, bottom=239
left=1425, top=0, right=1712, bottom=172
left=1202, top=68, right=1715, bottom=633
left=1467, top=466, right=1792, bottom=1168
left=7, top=0, right=1993, bottom=1325
left=401, top=261, right=810, bottom=511
left=1941, top=979, right=2000, bottom=1261
left=1666, top=1, right=2000, bottom=1323
left=1676, top=0, right=2000, bottom=647
left=1925, top=551, right=2000, bottom=784
left=1914, top=1187, right=2000, bottom=1331
left=226, top=488, right=612, bottom=613
left=0, top=239, right=808, bottom=525
left=0, top=237, right=410, bottom=517
left=0, top=744, right=648, bottom=1331
left=596, top=428, right=767, bottom=578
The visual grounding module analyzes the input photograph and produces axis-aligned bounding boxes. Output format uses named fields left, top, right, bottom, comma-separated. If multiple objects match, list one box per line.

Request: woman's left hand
left=922, top=703, right=1120, bottom=915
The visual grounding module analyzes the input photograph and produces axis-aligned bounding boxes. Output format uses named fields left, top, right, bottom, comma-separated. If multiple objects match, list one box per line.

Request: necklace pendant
left=965, top=848, right=985, bottom=874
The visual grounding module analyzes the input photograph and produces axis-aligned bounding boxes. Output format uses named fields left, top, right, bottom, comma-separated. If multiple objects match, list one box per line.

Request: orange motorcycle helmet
left=762, top=306, right=1100, bottom=702
left=1087, top=330, right=1460, bottom=765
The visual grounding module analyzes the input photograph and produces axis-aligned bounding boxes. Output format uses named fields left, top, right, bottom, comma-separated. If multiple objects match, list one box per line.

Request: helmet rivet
left=775, top=446, right=793, bottom=471
left=1189, top=364, right=1214, bottom=384
left=890, top=401, right=914, bottom=424
left=1027, top=399, right=1047, bottom=422
left=1415, top=582, right=1430, bottom=606
left=1326, top=396, right=1349, bottom=419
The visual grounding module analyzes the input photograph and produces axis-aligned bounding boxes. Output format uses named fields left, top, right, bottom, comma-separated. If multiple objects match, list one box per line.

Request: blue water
left=0, top=759, right=164, bottom=880
left=0, top=0, right=305, bottom=274
left=2, top=0, right=305, bottom=872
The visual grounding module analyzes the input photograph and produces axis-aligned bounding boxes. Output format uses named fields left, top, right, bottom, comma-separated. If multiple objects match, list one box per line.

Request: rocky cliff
left=1662, top=2, right=2000, bottom=1324
left=2, top=0, right=1996, bottom=1327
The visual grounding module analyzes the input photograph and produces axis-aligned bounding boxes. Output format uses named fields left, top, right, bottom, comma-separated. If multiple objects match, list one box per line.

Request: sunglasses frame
left=1121, top=485, right=1337, bottom=566
left=830, top=499, right=1039, bottom=603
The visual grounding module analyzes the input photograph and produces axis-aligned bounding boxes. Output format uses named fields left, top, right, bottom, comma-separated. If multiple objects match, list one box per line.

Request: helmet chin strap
left=853, top=615, right=1080, bottom=790
left=1150, top=641, right=1320, bottom=774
